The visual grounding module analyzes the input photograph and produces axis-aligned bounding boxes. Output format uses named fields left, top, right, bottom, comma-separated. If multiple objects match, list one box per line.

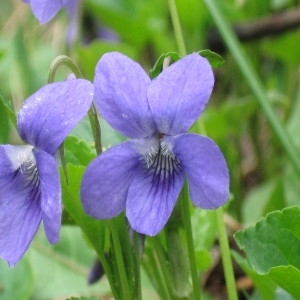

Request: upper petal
left=81, top=140, right=140, bottom=219
left=94, top=52, right=155, bottom=139
left=126, top=148, right=185, bottom=236
left=0, top=145, right=42, bottom=267
left=147, top=53, right=214, bottom=135
left=34, top=149, right=61, bottom=244
left=18, top=79, right=93, bottom=154
left=25, top=0, right=64, bottom=24
left=171, top=133, right=229, bottom=209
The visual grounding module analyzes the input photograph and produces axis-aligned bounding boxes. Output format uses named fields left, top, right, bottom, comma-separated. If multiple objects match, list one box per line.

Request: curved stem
left=48, top=55, right=102, bottom=155
left=48, top=55, right=84, bottom=82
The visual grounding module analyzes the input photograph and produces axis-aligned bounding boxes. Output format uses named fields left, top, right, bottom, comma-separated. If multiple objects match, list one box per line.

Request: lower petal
left=0, top=145, right=42, bottom=267
left=34, top=149, right=61, bottom=244
left=126, top=163, right=184, bottom=236
left=81, top=141, right=140, bottom=219
left=171, top=133, right=229, bottom=209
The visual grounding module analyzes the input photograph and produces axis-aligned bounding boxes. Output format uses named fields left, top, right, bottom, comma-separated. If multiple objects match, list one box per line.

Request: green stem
left=48, top=55, right=83, bottom=82
left=181, top=184, right=201, bottom=300
left=215, top=207, right=238, bottom=300
left=168, top=2, right=202, bottom=298
left=48, top=55, right=102, bottom=155
left=151, top=237, right=173, bottom=300
left=109, top=221, right=132, bottom=300
left=146, top=248, right=172, bottom=300
left=133, top=232, right=142, bottom=300
left=203, top=0, right=300, bottom=178
left=168, top=0, right=187, bottom=56
left=95, top=250, right=121, bottom=300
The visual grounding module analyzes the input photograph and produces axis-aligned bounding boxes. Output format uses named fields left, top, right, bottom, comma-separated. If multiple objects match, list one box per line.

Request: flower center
left=6, top=145, right=40, bottom=190
left=20, top=154, right=39, bottom=184
left=144, top=138, right=181, bottom=178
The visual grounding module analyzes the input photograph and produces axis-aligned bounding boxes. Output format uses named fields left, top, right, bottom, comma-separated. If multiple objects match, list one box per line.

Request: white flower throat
left=143, top=136, right=181, bottom=178
left=6, top=145, right=39, bottom=185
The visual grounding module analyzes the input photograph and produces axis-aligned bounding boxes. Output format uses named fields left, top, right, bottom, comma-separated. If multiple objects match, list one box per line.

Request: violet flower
left=0, top=79, right=93, bottom=267
left=81, top=52, right=229, bottom=236
left=23, top=0, right=79, bottom=26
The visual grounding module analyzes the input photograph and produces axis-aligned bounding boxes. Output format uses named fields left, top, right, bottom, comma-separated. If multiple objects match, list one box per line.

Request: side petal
left=0, top=145, right=42, bottom=267
left=171, top=133, right=229, bottom=209
left=126, top=161, right=185, bottom=236
left=94, top=52, right=155, bottom=139
left=18, top=79, right=93, bottom=154
left=147, top=53, right=214, bottom=135
left=34, top=149, right=61, bottom=244
left=81, top=140, right=140, bottom=219
left=25, top=0, right=64, bottom=24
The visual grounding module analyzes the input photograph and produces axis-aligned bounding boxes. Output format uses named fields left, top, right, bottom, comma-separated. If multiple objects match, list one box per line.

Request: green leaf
left=64, top=136, right=96, bottom=166
left=27, top=226, right=110, bottom=299
left=70, top=116, right=125, bottom=147
left=0, top=259, right=34, bottom=300
left=241, top=178, right=282, bottom=224
left=0, top=94, right=16, bottom=128
left=149, top=52, right=181, bottom=79
left=166, top=229, right=191, bottom=297
left=198, top=49, right=224, bottom=68
left=268, top=266, right=300, bottom=299
left=60, top=164, right=105, bottom=255
left=235, top=206, right=300, bottom=298
left=149, top=50, right=223, bottom=79
left=232, top=251, right=277, bottom=300
left=191, top=209, right=217, bottom=271
left=191, top=209, right=217, bottom=251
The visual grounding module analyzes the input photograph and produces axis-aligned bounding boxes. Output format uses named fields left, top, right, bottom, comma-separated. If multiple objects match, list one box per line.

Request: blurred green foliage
left=1, top=0, right=300, bottom=299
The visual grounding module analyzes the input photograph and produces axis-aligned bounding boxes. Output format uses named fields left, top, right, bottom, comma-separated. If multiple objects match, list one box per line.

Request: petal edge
left=171, top=133, right=229, bottom=209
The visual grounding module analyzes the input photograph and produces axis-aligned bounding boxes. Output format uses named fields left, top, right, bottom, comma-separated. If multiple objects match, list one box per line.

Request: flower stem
left=109, top=220, right=132, bottom=300
left=133, top=232, right=142, bottom=300
left=168, top=1, right=202, bottom=298
left=48, top=55, right=83, bottom=82
left=215, top=207, right=238, bottom=300
left=168, top=0, right=187, bottom=56
left=181, top=183, right=201, bottom=300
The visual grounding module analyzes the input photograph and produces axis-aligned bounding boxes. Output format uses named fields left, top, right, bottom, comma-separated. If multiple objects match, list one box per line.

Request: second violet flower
left=81, top=52, right=229, bottom=236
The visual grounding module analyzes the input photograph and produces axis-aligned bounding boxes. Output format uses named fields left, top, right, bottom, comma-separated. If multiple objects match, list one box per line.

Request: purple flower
left=0, top=78, right=93, bottom=267
left=81, top=52, right=229, bottom=236
left=23, top=0, right=79, bottom=26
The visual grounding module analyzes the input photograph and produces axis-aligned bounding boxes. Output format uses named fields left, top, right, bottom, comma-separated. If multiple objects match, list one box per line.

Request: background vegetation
left=1, top=0, right=300, bottom=299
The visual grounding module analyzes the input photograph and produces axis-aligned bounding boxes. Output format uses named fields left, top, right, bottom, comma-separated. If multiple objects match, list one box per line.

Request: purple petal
left=34, top=149, right=61, bottom=244
left=0, top=145, right=42, bottom=267
left=18, top=79, right=93, bottom=154
left=94, top=52, right=155, bottom=139
left=81, top=141, right=140, bottom=219
left=65, top=0, right=80, bottom=46
left=171, top=133, right=229, bottom=209
left=126, top=158, right=185, bottom=236
left=25, top=0, right=64, bottom=24
left=147, top=53, right=214, bottom=135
